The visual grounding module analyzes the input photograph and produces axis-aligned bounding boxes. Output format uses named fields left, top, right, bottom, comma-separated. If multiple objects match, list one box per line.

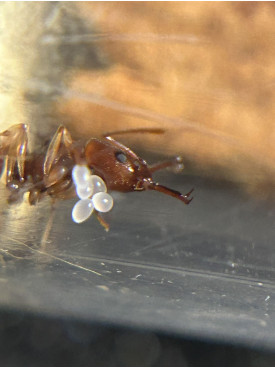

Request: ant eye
left=115, top=151, right=127, bottom=164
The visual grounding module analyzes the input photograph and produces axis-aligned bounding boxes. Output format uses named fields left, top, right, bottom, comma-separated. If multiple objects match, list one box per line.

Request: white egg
left=76, top=180, right=94, bottom=199
left=72, top=165, right=91, bottom=188
left=72, top=199, right=94, bottom=223
left=90, top=175, right=107, bottom=194
left=92, top=192, right=113, bottom=213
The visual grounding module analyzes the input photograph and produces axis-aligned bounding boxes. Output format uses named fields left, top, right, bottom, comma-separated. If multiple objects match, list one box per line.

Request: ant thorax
left=71, top=165, right=113, bottom=224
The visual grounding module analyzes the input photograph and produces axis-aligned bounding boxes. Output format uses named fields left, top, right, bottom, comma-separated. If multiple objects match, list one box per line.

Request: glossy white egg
left=72, top=199, right=94, bottom=223
left=76, top=181, right=94, bottom=199
left=72, top=165, right=91, bottom=188
left=90, top=175, right=107, bottom=194
left=92, top=192, right=113, bottom=213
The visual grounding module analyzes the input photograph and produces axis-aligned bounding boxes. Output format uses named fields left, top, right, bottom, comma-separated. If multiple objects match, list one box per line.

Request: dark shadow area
left=0, top=309, right=275, bottom=367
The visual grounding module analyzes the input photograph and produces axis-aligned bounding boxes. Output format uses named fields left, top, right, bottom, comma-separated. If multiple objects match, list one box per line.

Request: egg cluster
left=71, top=165, right=113, bottom=224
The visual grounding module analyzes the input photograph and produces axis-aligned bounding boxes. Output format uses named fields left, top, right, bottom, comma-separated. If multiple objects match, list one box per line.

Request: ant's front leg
left=94, top=210, right=110, bottom=232
left=0, top=124, right=28, bottom=184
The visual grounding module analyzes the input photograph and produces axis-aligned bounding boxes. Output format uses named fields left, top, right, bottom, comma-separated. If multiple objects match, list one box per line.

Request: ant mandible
left=0, top=124, right=193, bottom=230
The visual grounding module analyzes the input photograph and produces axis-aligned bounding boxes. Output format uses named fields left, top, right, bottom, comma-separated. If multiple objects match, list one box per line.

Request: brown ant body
left=0, top=124, right=193, bottom=229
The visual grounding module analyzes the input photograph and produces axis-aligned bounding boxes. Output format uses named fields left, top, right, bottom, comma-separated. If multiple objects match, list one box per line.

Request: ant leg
left=43, top=125, right=73, bottom=177
left=0, top=124, right=28, bottom=183
left=150, top=156, right=184, bottom=174
left=28, top=188, right=42, bottom=205
left=43, top=125, right=76, bottom=192
left=46, top=178, right=76, bottom=200
left=94, top=210, right=110, bottom=232
left=40, top=198, right=56, bottom=248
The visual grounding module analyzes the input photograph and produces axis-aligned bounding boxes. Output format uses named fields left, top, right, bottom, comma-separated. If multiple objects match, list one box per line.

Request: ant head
left=84, top=138, right=153, bottom=192
left=85, top=137, right=193, bottom=205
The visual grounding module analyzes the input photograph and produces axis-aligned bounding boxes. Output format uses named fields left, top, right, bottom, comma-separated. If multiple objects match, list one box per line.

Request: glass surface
left=0, top=171, right=274, bottom=350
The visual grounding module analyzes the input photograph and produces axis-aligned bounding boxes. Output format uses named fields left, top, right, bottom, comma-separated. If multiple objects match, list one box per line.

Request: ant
left=0, top=124, right=193, bottom=230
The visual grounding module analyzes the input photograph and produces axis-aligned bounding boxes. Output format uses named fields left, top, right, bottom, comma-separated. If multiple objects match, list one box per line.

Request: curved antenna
left=103, top=128, right=164, bottom=139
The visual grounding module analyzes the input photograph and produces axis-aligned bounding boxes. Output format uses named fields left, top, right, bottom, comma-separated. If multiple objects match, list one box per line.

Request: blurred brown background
left=1, top=2, right=275, bottom=197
